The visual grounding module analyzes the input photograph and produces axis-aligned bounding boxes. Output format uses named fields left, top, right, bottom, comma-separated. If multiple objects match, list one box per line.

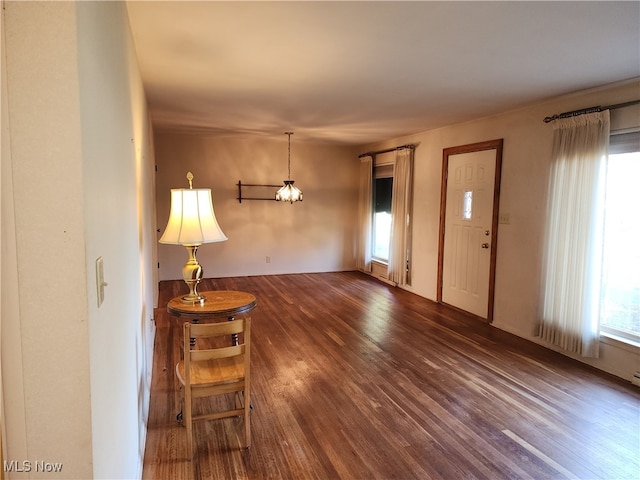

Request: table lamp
left=159, top=172, right=227, bottom=304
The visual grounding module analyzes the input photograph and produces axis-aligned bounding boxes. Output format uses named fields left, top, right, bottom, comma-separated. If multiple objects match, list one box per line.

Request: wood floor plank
left=143, top=272, right=640, bottom=479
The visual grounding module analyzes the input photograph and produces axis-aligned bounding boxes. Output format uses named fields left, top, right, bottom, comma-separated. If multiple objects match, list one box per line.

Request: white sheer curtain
left=356, top=156, right=373, bottom=273
left=539, top=111, right=610, bottom=358
left=388, top=148, right=413, bottom=286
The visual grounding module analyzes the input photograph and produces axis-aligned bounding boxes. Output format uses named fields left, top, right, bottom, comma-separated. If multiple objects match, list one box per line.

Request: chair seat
left=176, top=356, right=245, bottom=388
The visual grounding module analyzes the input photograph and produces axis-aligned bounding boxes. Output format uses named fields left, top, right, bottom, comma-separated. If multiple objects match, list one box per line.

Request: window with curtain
left=539, top=111, right=610, bottom=358
left=600, top=130, right=640, bottom=342
left=356, top=148, right=414, bottom=286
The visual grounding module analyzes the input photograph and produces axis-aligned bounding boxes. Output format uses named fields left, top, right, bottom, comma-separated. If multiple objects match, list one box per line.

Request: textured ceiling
left=126, top=1, right=640, bottom=145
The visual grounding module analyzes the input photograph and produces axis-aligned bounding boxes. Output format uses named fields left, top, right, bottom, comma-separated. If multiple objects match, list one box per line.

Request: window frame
left=599, top=129, right=640, bottom=345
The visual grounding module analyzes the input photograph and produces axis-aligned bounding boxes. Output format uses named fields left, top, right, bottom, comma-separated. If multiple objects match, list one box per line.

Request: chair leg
left=244, top=389, right=251, bottom=449
left=185, top=392, right=193, bottom=459
left=176, top=385, right=184, bottom=423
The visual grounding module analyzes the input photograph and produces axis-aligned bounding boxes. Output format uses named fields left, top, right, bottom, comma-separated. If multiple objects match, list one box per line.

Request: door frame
left=437, top=139, right=504, bottom=323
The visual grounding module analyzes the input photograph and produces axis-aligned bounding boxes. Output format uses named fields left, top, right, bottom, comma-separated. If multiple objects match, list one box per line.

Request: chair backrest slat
left=188, top=319, right=245, bottom=337
left=191, top=344, right=245, bottom=362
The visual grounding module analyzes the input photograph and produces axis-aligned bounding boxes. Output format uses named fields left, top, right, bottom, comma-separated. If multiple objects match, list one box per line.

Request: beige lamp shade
left=159, top=188, right=227, bottom=245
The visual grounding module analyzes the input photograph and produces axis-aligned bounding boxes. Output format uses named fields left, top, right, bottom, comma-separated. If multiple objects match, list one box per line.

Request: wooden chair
left=176, top=318, right=251, bottom=458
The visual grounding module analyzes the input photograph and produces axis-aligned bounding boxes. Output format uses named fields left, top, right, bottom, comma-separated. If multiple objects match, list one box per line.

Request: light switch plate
left=96, top=256, right=105, bottom=307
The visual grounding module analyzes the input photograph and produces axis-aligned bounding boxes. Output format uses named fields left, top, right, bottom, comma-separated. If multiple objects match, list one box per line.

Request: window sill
left=600, top=331, right=640, bottom=352
left=372, top=259, right=388, bottom=267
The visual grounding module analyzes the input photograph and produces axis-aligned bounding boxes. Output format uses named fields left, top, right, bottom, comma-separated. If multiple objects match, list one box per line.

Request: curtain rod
left=358, top=143, right=416, bottom=158
left=543, top=99, right=640, bottom=123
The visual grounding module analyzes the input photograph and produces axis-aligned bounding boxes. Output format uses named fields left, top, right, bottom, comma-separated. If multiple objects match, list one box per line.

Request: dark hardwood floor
left=142, top=272, right=640, bottom=479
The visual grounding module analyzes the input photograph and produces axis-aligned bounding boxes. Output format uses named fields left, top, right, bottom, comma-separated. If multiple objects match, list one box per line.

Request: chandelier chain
left=285, top=131, right=293, bottom=180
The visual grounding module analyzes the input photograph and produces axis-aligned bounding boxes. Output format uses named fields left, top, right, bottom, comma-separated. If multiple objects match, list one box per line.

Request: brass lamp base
left=181, top=244, right=205, bottom=304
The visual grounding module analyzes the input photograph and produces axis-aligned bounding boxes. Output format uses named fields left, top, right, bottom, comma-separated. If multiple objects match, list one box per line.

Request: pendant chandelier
left=275, top=132, right=303, bottom=203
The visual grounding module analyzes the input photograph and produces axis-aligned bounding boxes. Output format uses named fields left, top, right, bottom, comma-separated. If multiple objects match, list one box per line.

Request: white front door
left=441, top=148, right=498, bottom=319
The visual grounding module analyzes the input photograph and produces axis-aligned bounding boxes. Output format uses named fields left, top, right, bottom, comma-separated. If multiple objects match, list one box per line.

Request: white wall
left=1, top=2, right=156, bottom=478
left=76, top=2, right=156, bottom=478
left=155, top=134, right=359, bottom=280
left=362, top=79, right=640, bottom=382
left=2, top=3, right=93, bottom=477
left=1, top=3, right=26, bottom=470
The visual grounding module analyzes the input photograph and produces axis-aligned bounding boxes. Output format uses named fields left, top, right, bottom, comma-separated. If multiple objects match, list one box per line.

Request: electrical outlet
left=266, top=256, right=271, bottom=264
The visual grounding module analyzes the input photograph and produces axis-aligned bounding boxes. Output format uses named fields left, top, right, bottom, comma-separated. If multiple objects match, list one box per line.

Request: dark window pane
left=374, top=177, right=393, bottom=213
left=609, top=131, right=640, bottom=155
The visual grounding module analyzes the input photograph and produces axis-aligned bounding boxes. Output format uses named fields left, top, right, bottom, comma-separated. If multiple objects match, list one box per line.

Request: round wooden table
left=167, top=290, right=257, bottom=320
left=167, top=290, right=257, bottom=346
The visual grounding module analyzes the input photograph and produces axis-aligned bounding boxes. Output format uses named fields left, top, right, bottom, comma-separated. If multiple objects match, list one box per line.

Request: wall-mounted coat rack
left=236, top=181, right=281, bottom=203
